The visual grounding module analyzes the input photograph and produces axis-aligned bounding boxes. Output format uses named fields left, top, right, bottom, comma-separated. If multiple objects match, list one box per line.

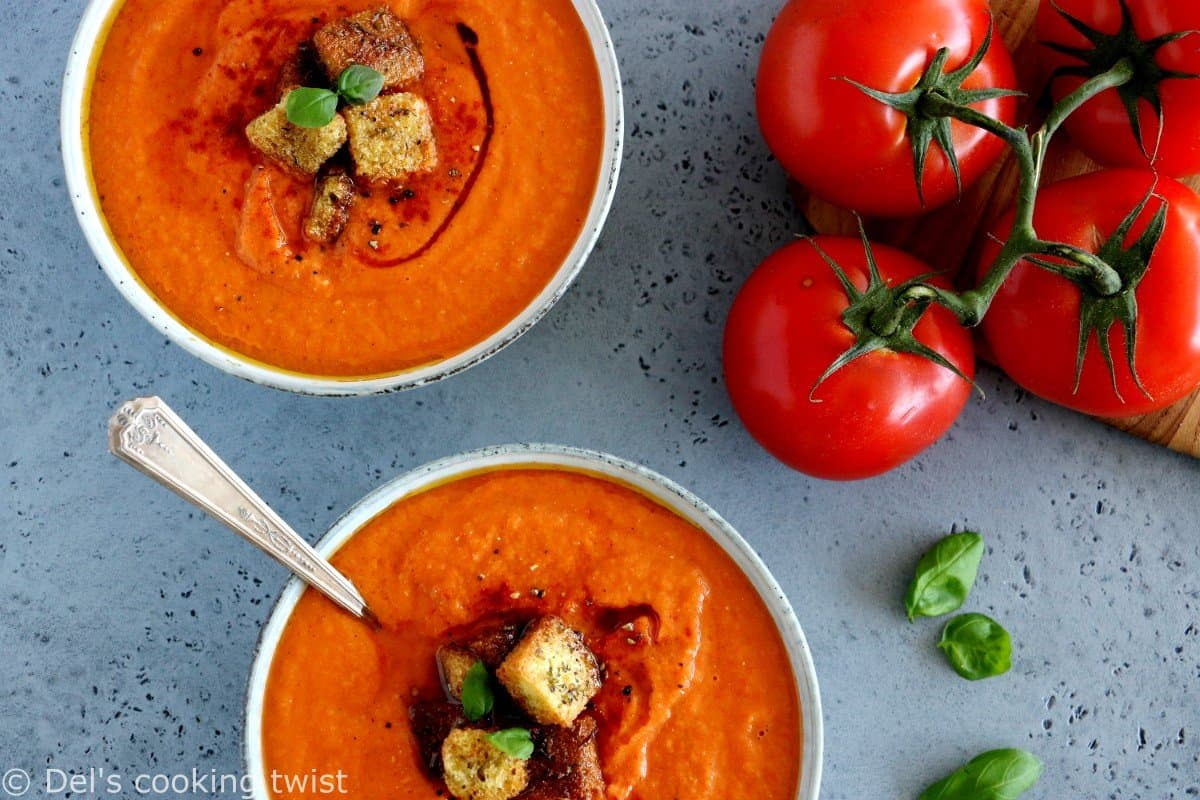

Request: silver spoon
left=108, top=396, right=378, bottom=626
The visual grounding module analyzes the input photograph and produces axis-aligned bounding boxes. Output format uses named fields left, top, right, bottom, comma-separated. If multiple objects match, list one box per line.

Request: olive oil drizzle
left=361, top=22, right=494, bottom=267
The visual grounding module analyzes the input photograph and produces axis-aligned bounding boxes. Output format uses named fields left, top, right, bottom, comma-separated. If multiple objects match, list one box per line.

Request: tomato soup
left=87, top=1, right=604, bottom=376
left=261, top=468, right=802, bottom=800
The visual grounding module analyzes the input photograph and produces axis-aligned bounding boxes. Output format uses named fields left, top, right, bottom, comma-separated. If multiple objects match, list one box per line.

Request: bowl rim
left=60, top=0, right=624, bottom=396
left=241, top=444, right=824, bottom=800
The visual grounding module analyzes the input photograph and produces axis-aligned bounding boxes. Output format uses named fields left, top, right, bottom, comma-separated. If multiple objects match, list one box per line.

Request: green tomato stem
left=1028, top=240, right=1125, bottom=295
left=904, top=59, right=1137, bottom=325
left=1034, top=58, right=1137, bottom=179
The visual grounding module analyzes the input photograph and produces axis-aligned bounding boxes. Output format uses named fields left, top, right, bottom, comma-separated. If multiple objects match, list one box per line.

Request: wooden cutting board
left=794, top=0, right=1200, bottom=458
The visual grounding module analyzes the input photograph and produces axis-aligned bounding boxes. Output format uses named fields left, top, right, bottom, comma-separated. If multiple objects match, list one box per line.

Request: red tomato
left=979, top=169, right=1200, bottom=417
left=724, top=238, right=975, bottom=480
left=1037, top=0, right=1200, bottom=176
left=756, top=0, right=1019, bottom=217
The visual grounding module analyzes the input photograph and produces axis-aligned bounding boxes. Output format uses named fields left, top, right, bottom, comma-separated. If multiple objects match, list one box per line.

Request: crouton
left=537, top=717, right=599, bottom=776
left=496, top=617, right=602, bottom=727
left=304, top=169, right=356, bottom=244
left=344, top=93, right=438, bottom=181
left=522, top=717, right=606, bottom=800
left=442, top=728, right=529, bottom=800
left=462, top=623, right=523, bottom=668
left=524, top=745, right=602, bottom=800
left=409, top=700, right=466, bottom=777
left=438, top=646, right=478, bottom=700
left=313, top=8, right=424, bottom=89
left=439, top=622, right=524, bottom=700
left=277, top=41, right=323, bottom=96
left=245, top=100, right=347, bottom=175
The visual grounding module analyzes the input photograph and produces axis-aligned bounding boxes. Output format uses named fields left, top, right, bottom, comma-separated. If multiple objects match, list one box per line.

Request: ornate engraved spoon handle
left=108, top=396, right=375, bottom=623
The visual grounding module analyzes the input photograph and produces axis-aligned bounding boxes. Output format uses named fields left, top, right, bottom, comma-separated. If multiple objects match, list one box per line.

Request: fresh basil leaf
left=487, top=728, right=535, bottom=760
left=285, top=87, right=339, bottom=128
left=919, top=748, right=1043, bottom=800
left=938, top=613, right=1012, bottom=680
left=905, top=532, right=985, bottom=621
left=337, top=64, right=386, bottom=105
left=460, top=661, right=494, bottom=721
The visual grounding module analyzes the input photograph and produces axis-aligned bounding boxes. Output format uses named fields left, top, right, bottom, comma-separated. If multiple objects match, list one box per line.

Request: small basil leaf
left=938, top=613, right=1012, bottom=681
left=919, top=748, right=1043, bottom=800
left=460, top=661, right=494, bottom=721
left=487, top=728, right=535, bottom=760
left=337, top=64, right=386, bottom=105
left=905, top=532, right=985, bottom=621
left=285, top=87, right=339, bottom=128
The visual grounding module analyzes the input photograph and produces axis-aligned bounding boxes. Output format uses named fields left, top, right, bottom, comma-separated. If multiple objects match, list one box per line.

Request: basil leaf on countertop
left=919, top=748, right=1043, bottom=800
left=285, top=87, right=339, bottom=129
left=487, top=728, right=535, bottom=760
left=938, top=613, right=1012, bottom=680
left=337, top=64, right=386, bottom=105
left=905, top=531, right=985, bottom=621
left=461, top=661, right=494, bottom=721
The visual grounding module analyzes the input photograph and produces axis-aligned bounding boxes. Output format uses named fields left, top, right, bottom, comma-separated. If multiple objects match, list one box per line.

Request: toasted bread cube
left=245, top=101, right=347, bottom=176
left=441, top=728, right=529, bottom=800
left=277, top=57, right=303, bottom=97
left=461, top=623, right=522, bottom=668
left=439, top=623, right=523, bottom=700
left=304, top=169, right=356, bottom=244
left=438, top=645, right=478, bottom=701
left=277, top=41, right=323, bottom=97
left=409, top=700, right=466, bottom=778
left=557, top=729, right=604, bottom=800
left=523, top=718, right=605, bottom=800
left=314, top=8, right=424, bottom=89
left=496, top=617, right=601, bottom=727
left=344, top=93, right=438, bottom=181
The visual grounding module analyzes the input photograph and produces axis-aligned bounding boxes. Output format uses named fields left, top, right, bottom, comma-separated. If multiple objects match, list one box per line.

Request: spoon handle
left=108, top=396, right=374, bottom=622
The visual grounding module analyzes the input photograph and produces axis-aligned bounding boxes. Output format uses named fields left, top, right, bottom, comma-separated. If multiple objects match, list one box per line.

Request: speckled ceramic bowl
left=61, top=1, right=623, bottom=395
left=243, top=444, right=823, bottom=800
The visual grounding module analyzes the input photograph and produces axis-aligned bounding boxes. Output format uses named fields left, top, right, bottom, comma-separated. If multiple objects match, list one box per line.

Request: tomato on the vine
left=756, top=0, right=1019, bottom=217
left=724, top=238, right=975, bottom=481
left=1037, top=0, right=1200, bottom=177
left=979, top=169, right=1200, bottom=417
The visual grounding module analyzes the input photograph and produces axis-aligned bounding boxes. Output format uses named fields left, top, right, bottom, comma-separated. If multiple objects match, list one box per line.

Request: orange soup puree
left=262, top=469, right=802, bottom=799
left=88, top=1, right=604, bottom=376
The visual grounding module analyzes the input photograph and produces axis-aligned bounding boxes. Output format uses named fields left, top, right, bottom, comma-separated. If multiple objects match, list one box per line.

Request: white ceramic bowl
left=243, top=444, right=823, bottom=800
left=61, top=2, right=623, bottom=395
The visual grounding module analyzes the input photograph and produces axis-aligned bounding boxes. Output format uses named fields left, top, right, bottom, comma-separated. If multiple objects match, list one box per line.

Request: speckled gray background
left=1, top=1, right=1198, bottom=798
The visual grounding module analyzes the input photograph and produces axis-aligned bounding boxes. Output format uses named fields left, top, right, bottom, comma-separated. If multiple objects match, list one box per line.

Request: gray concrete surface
left=1, top=1, right=1198, bottom=798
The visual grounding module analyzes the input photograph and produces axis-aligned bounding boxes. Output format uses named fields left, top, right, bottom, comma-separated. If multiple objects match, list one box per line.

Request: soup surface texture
left=88, top=0, right=604, bottom=376
left=261, top=468, right=802, bottom=800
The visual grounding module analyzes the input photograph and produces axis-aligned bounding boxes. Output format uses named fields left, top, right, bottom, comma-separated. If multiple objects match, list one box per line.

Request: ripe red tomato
left=979, top=169, right=1200, bottom=417
left=723, top=238, right=975, bottom=480
left=756, top=0, right=1019, bottom=217
left=1037, top=0, right=1200, bottom=176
